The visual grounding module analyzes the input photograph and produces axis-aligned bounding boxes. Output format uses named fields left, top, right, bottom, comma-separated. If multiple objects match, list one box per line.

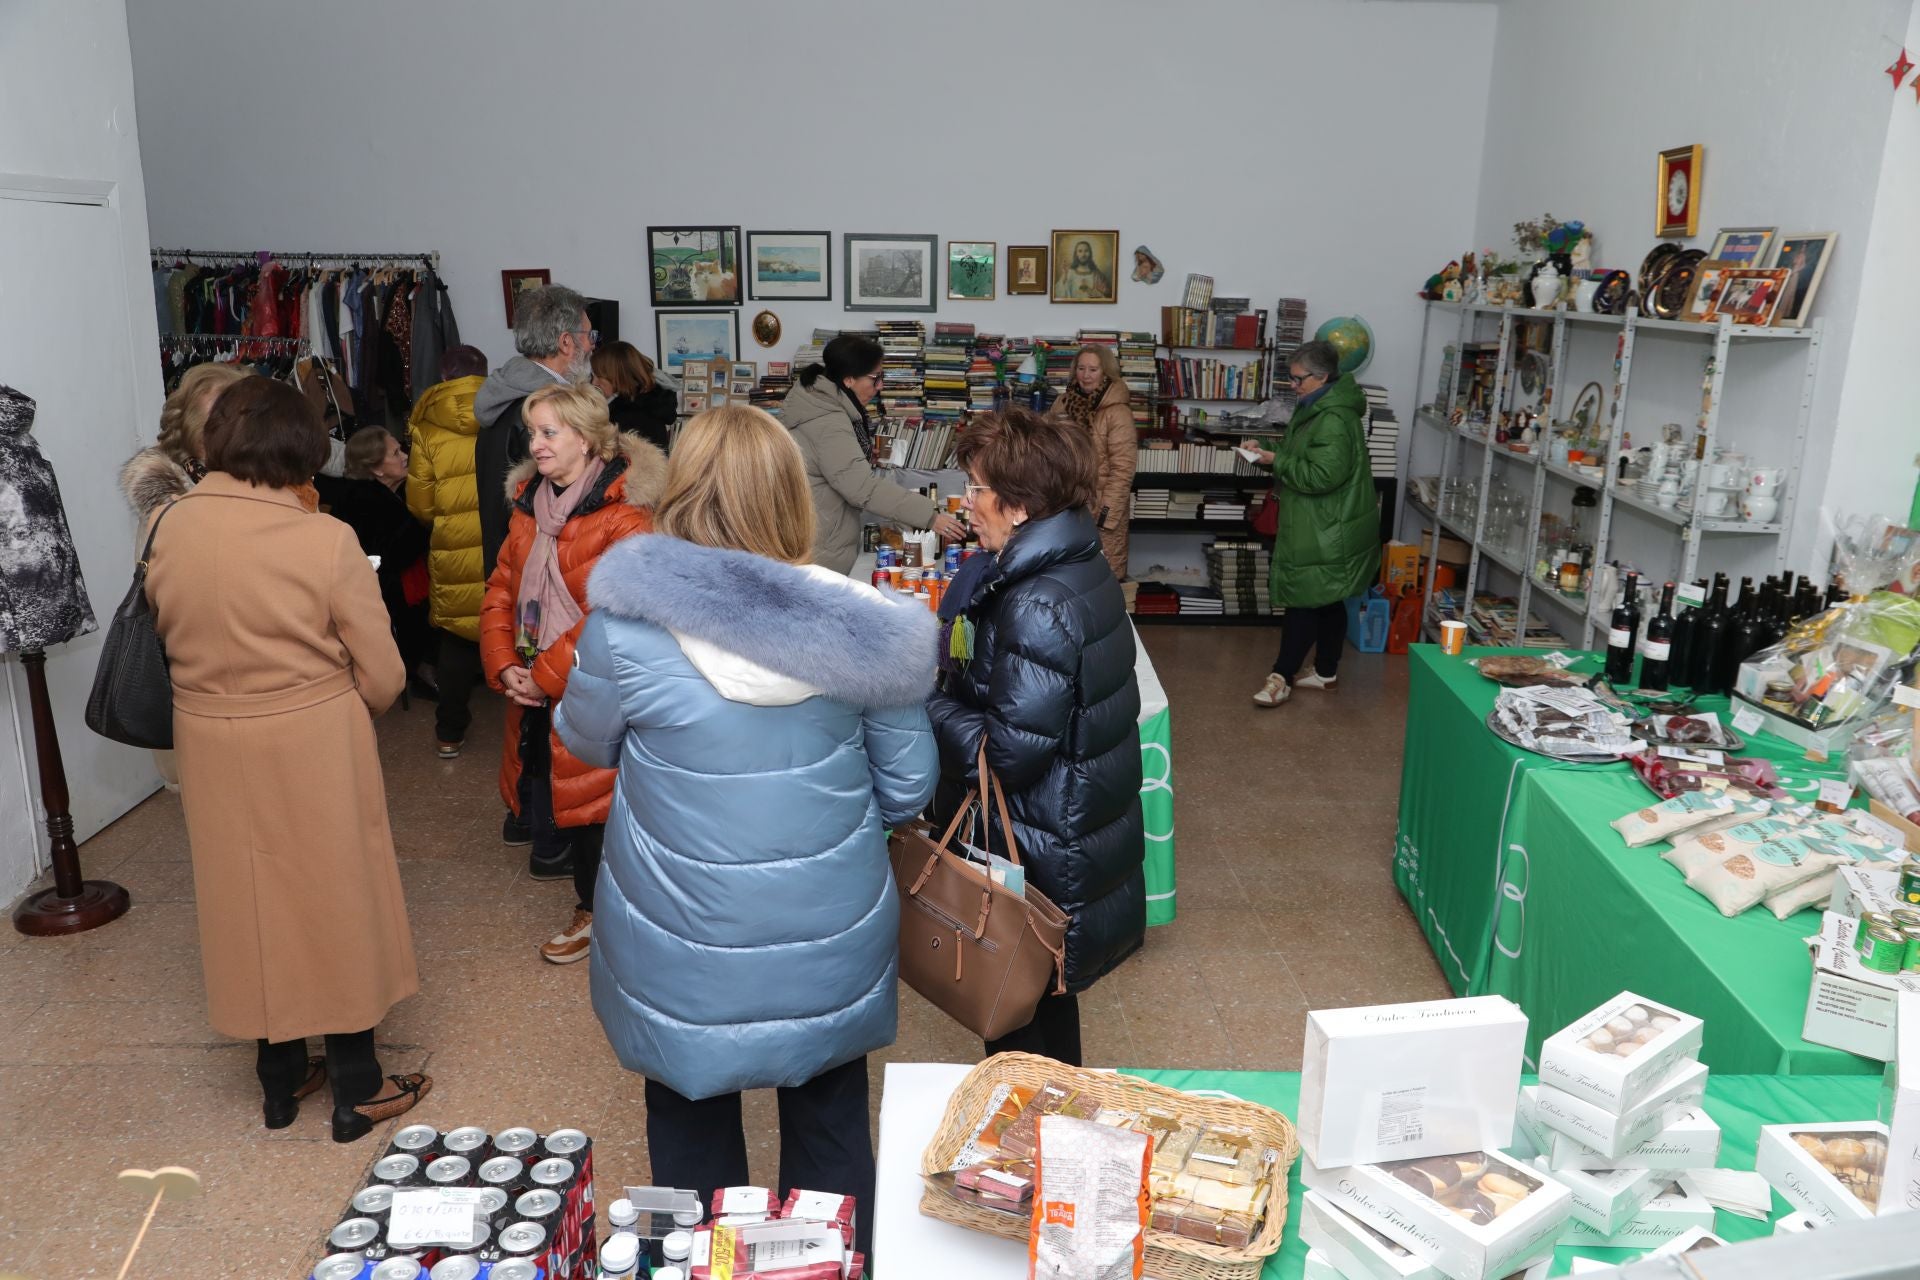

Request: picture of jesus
left=1049, top=229, right=1119, bottom=304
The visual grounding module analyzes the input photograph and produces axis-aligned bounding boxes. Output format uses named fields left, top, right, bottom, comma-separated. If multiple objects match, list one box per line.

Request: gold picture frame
left=1049, top=230, right=1119, bottom=304
left=1656, top=144, right=1703, bottom=238
left=1007, top=245, right=1048, bottom=295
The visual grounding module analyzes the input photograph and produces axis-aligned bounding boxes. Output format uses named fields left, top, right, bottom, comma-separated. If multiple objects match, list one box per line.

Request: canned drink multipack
left=313, top=1252, right=368, bottom=1280
left=493, top=1127, right=539, bottom=1158
left=442, top=1127, right=490, bottom=1160
left=390, top=1125, right=440, bottom=1158
left=372, top=1154, right=421, bottom=1187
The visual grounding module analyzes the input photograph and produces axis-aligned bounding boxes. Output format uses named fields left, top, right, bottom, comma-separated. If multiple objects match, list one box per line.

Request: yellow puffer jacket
left=404, top=376, right=487, bottom=641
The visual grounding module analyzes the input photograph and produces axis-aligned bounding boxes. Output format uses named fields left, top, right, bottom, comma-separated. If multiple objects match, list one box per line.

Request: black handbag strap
left=136, top=499, right=179, bottom=578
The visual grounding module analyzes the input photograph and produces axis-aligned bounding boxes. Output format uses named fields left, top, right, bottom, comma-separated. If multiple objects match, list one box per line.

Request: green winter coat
left=1264, top=374, right=1379, bottom=608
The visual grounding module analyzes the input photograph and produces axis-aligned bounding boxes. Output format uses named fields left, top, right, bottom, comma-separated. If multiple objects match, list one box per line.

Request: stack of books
left=1132, top=488, right=1171, bottom=521
left=1135, top=442, right=1263, bottom=475
left=875, top=320, right=925, bottom=418
left=790, top=327, right=844, bottom=377
left=1158, top=305, right=1266, bottom=349
left=924, top=323, right=973, bottom=422
left=1200, top=491, right=1250, bottom=522
left=750, top=361, right=794, bottom=413
left=1467, top=595, right=1566, bottom=648
left=967, top=334, right=1003, bottom=414
left=1118, top=332, right=1157, bottom=427
left=1174, top=586, right=1225, bottom=617
left=1270, top=298, right=1311, bottom=413
left=1039, top=336, right=1078, bottom=398
left=1132, top=582, right=1181, bottom=616
left=1157, top=353, right=1267, bottom=401
left=1206, top=538, right=1273, bottom=616
left=1359, top=384, right=1399, bottom=479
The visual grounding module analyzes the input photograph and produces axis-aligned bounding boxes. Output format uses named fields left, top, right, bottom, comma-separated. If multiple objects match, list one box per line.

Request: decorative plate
left=1652, top=249, right=1708, bottom=320
left=752, top=309, right=781, bottom=347
left=1592, top=270, right=1631, bottom=314
left=1638, top=243, right=1682, bottom=301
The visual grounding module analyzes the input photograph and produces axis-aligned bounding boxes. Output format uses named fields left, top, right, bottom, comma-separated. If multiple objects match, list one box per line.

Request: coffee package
left=1029, top=1115, right=1151, bottom=1280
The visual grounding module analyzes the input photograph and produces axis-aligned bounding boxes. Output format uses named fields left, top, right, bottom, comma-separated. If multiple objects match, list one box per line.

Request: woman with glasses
left=1241, top=339, right=1380, bottom=707
left=783, top=333, right=966, bottom=574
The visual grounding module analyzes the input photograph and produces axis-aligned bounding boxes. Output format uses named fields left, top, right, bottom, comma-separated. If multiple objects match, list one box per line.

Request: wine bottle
left=1713, top=576, right=1756, bottom=694
left=1761, top=580, right=1789, bottom=648
left=1827, top=575, right=1847, bottom=607
left=1688, top=574, right=1730, bottom=689
left=1641, top=582, right=1676, bottom=692
left=1669, top=578, right=1706, bottom=687
left=1606, top=571, right=1641, bottom=686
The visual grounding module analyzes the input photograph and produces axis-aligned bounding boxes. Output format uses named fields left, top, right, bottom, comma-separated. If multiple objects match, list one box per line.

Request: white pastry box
left=1519, top=1086, right=1721, bottom=1171
left=1755, top=1120, right=1891, bottom=1225
left=1298, top=1189, right=1443, bottom=1280
left=1880, top=989, right=1920, bottom=1215
left=1533, top=1058, right=1708, bottom=1158
left=1556, top=1178, right=1714, bottom=1248
left=1299, top=1147, right=1569, bottom=1280
left=1532, top=1159, right=1664, bottom=1236
left=1650, top=1224, right=1731, bottom=1256
left=1772, top=1210, right=1822, bottom=1234
left=1301, top=1246, right=1344, bottom=1280
left=1299, top=996, right=1528, bottom=1167
left=1537, top=991, right=1703, bottom=1113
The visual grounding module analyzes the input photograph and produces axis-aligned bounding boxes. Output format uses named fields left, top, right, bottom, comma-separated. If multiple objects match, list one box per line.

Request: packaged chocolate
left=712, top=1186, right=775, bottom=1224
left=1136, top=1108, right=1203, bottom=1176
left=1030, top=1115, right=1151, bottom=1280
left=702, top=1217, right=847, bottom=1280
left=781, top=1188, right=856, bottom=1248
left=999, top=1082, right=1099, bottom=1161
left=1184, top=1125, right=1264, bottom=1186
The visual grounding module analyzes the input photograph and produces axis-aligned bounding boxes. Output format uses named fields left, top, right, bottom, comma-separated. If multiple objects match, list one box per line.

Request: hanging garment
left=384, top=274, right=415, bottom=407
left=154, top=266, right=173, bottom=336
left=0, top=384, right=96, bottom=652
left=410, top=272, right=443, bottom=403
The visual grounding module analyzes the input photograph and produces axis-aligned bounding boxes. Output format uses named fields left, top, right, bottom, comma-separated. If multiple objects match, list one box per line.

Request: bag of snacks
left=1760, top=813, right=1908, bottom=919
left=1030, top=1115, right=1151, bottom=1280
left=1663, top=821, right=1854, bottom=916
left=1611, top=792, right=1738, bottom=847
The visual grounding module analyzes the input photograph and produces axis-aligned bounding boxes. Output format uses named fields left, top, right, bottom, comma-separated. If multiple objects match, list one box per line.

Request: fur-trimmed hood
left=119, top=446, right=197, bottom=520
left=587, top=534, right=938, bottom=708
left=503, top=432, right=667, bottom=514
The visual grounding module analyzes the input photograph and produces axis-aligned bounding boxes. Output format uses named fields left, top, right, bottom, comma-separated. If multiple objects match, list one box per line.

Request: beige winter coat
left=145, top=474, right=417, bottom=1042
left=782, top=377, right=938, bottom=574
left=1054, top=380, right=1136, bottom=578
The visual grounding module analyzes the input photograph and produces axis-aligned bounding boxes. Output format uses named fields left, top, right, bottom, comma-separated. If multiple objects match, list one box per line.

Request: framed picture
left=730, top=379, right=756, bottom=396
left=709, top=359, right=733, bottom=385
left=844, top=233, right=938, bottom=312
left=1681, top=259, right=1738, bottom=322
left=648, top=226, right=741, bottom=306
left=947, top=241, right=997, bottom=300
left=1656, top=144, right=1703, bottom=238
left=745, top=230, right=830, bottom=301
left=1006, top=245, right=1048, bottom=295
left=1701, top=266, right=1790, bottom=327
left=1050, top=230, right=1120, bottom=303
left=501, top=269, right=550, bottom=326
left=683, top=378, right=709, bottom=395
left=1768, top=232, right=1836, bottom=327
left=655, top=310, right=740, bottom=371
left=710, top=391, right=731, bottom=409
left=684, top=394, right=708, bottom=413
left=1708, top=227, right=1776, bottom=267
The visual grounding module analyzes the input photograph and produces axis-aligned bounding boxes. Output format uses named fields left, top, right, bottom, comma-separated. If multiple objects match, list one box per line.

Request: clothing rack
left=150, top=248, right=441, bottom=270
left=160, top=332, right=311, bottom=352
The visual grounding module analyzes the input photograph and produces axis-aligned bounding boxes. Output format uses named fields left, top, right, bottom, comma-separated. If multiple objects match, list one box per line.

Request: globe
left=1314, top=315, right=1374, bottom=376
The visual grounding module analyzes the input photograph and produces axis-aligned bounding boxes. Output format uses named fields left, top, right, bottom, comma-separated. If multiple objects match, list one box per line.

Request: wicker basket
left=915, top=1053, right=1298, bottom=1280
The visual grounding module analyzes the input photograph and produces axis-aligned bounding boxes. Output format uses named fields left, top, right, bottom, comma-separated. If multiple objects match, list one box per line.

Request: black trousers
left=984, top=991, right=1083, bottom=1067
left=434, top=630, right=484, bottom=745
left=256, top=1029, right=380, bottom=1110
left=1272, top=601, right=1348, bottom=681
left=645, top=1056, right=875, bottom=1259
left=520, top=703, right=604, bottom=910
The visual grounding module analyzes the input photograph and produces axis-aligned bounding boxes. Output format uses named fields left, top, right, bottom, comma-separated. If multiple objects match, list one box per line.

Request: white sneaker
left=539, top=908, right=592, bottom=964
left=1252, top=674, right=1291, bottom=707
left=1292, top=671, right=1339, bottom=692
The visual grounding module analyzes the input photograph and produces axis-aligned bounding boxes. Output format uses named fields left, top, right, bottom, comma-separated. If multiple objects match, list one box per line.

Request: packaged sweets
left=712, top=1186, right=776, bottom=1223
left=1537, top=992, right=1704, bottom=1113
left=1662, top=824, right=1853, bottom=917
left=1184, top=1125, right=1264, bottom=1186
left=999, top=1082, right=1099, bottom=1161
left=1029, top=1115, right=1151, bottom=1280
left=1136, top=1108, right=1203, bottom=1177
left=782, top=1188, right=856, bottom=1248
left=1610, top=792, right=1737, bottom=847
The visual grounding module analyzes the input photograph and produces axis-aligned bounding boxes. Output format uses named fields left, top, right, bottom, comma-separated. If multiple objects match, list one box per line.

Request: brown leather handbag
left=890, top=742, right=1069, bottom=1041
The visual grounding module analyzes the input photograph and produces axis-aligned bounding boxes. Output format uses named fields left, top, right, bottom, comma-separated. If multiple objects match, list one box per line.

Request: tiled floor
left=0, top=626, right=1442, bottom=1277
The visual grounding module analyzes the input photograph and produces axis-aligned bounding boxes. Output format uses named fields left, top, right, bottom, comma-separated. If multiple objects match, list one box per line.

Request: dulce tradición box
left=1530, top=1158, right=1664, bottom=1236
left=1300, top=1146, right=1570, bottom=1280
left=1650, top=1225, right=1731, bottom=1256
left=1299, top=996, right=1528, bottom=1168
left=1518, top=1086, right=1721, bottom=1171
left=1533, top=1058, right=1709, bottom=1159
left=1883, top=990, right=1920, bottom=1215
left=1772, top=1210, right=1821, bottom=1234
left=1755, top=1120, right=1891, bottom=1225
left=1556, top=1178, right=1714, bottom=1248
left=1537, top=991, right=1704, bottom=1113
left=1299, top=1189, right=1443, bottom=1280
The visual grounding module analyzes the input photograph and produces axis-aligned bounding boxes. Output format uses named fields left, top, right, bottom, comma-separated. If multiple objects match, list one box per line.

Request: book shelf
left=1397, top=300, right=1823, bottom=649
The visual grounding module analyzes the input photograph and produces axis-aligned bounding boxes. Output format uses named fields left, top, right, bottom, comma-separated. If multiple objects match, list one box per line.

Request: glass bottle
left=1641, top=582, right=1676, bottom=692
left=1606, top=572, right=1641, bottom=686
left=1689, top=575, right=1731, bottom=690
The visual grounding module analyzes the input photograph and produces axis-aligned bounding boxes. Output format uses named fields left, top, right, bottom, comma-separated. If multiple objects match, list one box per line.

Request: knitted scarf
left=514, top=457, right=605, bottom=659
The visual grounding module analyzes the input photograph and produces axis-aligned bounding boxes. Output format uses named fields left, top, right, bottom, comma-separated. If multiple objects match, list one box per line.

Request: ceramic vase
left=1531, top=261, right=1562, bottom=310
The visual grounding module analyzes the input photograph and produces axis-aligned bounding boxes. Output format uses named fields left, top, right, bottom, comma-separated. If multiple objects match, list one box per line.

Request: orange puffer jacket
left=480, top=434, right=668, bottom=827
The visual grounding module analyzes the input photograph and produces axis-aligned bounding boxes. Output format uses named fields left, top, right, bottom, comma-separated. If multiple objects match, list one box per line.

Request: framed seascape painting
left=745, top=230, right=830, bottom=301
left=1007, top=245, right=1048, bottom=295
left=1768, top=232, right=1836, bottom=327
left=1050, top=229, right=1119, bottom=303
left=655, top=310, right=740, bottom=372
left=947, top=241, right=996, bottom=300
left=648, top=226, right=742, bottom=306
left=844, top=233, right=937, bottom=312
left=501, top=269, right=550, bottom=326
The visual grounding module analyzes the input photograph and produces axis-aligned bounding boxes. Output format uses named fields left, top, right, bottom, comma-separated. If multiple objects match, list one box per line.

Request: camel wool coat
left=1052, top=379, right=1136, bottom=579
left=145, top=473, right=418, bottom=1043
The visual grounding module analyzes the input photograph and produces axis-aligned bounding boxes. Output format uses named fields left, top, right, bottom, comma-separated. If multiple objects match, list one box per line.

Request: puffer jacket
left=927, top=507, right=1144, bottom=992
left=556, top=534, right=939, bottom=1100
left=404, top=375, right=487, bottom=640
left=480, top=433, right=667, bottom=827
left=1264, top=373, right=1379, bottom=608
left=782, top=376, right=938, bottom=574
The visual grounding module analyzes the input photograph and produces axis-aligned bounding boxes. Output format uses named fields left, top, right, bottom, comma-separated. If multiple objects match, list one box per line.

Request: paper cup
left=1439, top=620, right=1467, bottom=655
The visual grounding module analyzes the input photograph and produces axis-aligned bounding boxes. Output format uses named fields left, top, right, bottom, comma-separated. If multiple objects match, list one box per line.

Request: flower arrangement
left=1512, top=212, right=1559, bottom=258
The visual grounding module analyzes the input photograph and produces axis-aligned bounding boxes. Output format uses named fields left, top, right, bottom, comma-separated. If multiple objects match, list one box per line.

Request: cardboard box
left=1533, top=1059, right=1709, bottom=1159
left=1727, top=693, right=1861, bottom=761
left=1519, top=1087, right=1720, bottom=1171
left=1802, top=911, right=1920, bottom=1061
left=1299, top=996, right=1528, bottom=1168
left=1867, top=798, right=1920, bottom=852
left=1772, top=1210, right=1822, bottom=1234
left=1830, top=864, right=1902, bottom=918
left=1533, top=1159, right=1664, bottom=1236
left=1650, top=1225, right=1731, bottom=1256
left=1382, top=541, right=1421, bottom=593
left=1299, top=1189, right=1442, bottom=1280
left=1881, top=990, right=1920, bottom=1215
left=1755, top=1120, right=1891, bottom=1225
left=1419, top=530, right=1471, bottom=567
left=1537, top=991, right=1705, bottom=1114
left=1300, top=1147, right=1571, bottom=1280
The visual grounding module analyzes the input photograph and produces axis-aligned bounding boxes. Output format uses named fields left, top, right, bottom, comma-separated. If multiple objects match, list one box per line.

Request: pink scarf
left=513, top=457, right=606, bottom=660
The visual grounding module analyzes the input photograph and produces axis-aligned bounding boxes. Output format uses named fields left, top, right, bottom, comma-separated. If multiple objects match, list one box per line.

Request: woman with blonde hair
left=317, top=426, right=433, bottom=693
left=590, top=339, right=679, bottom=453
left=120, top=362, right=250, bottom=520
left=556, top=405, right=938, bottom=1258
left=1049, top=343, right=1135, bottom=578
left=481, top=382, right=666, bottom=963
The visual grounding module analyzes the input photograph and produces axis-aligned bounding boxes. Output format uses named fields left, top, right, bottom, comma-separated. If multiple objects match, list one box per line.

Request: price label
left=1850, top=811, right=1911, bottom=850
left=1892, top=683, right=1920, bottom=710
left=388, top=1189, right=482, bottom=1247
left=1677, top=583, right=1707, bottom=608
left=1731, top=704, right=1765, bottom=736
left=1817, top=778, right=1856, bottom=812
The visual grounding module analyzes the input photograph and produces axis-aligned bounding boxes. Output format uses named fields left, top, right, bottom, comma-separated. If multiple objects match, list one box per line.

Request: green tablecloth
left=1392, top=644, right=1874, bottom=1076
left=1126, top=1068, right=1880, bottom=1277
left=1141, top=705, right=1175, bottom=927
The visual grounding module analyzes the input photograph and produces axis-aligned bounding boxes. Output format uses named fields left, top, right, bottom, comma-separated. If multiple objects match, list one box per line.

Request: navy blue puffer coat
left=927, top=507, right=1145, bottom=992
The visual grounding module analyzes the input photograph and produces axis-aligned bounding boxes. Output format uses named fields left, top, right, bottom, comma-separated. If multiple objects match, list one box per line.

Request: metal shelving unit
left=1400, top=299, right=1824, bottom=649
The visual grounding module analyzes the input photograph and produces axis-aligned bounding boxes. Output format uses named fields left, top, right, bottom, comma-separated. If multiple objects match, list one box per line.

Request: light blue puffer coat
left=555, top=533, right=940, bottom=1101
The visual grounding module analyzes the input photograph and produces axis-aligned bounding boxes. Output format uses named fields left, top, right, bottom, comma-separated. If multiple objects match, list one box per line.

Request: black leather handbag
left=85, top=501, right=177, bottom=749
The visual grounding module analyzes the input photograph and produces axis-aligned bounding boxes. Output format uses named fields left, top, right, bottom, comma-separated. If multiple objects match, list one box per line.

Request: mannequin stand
left=11, top=650, right=129, bottom=935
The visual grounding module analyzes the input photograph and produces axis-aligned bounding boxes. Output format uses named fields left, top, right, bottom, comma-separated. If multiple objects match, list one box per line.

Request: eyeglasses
left=570, top=328, right=599, bottom=347
left=1287, top=372, right=1315, bottom=385
left=964, top=483, right=994, bottom=498
left=862, top=371, right=885, bottom=383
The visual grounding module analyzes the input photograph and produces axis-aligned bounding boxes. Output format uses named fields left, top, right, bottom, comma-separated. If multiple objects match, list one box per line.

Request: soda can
left=493, top=1127, right=539, bottom=1158
left=314, top=1252, right=369, bottom=1280
left=372, top=1154, right=421, bottom=1186
left=490, top=1262, right=540, bottom=1280
left=442, top=1126, right=490, bottom=1160
left=944, top=546, right=961, bottom=573
left=886, top=566, right=904, bottom=589
left=351, top=1184, right=395, bottom=1221
left=330, top=1218, right=382, bottom=1253
left=871, top=570, right=891, bottom=591
left=514, top=1189, right=564, bottom=1219
left=478, top=1157, right=524, bottom=1190
left=875, top=545, right=896, bottom=569
left=390, top=1125, right=440, bottom=1158
left=529, top=1157, right=574, bottom=1189
left=425, top=1156, right=472, bottom=1187
left=370, top=1260, right=422, bottom=1280
left=497, top=1220, right=548, bottom=1257
left=428, top=1258, right=480, bottom=1280
left=473, top=1186, right=510, bottom=1220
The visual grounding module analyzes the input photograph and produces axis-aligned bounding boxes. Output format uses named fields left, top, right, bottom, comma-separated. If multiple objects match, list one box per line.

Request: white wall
left=126, top=0, right=1497, bottom=454
left=0, top=0, right=166, bottom=903
left=1473, top=0, right=1912, bottom=574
